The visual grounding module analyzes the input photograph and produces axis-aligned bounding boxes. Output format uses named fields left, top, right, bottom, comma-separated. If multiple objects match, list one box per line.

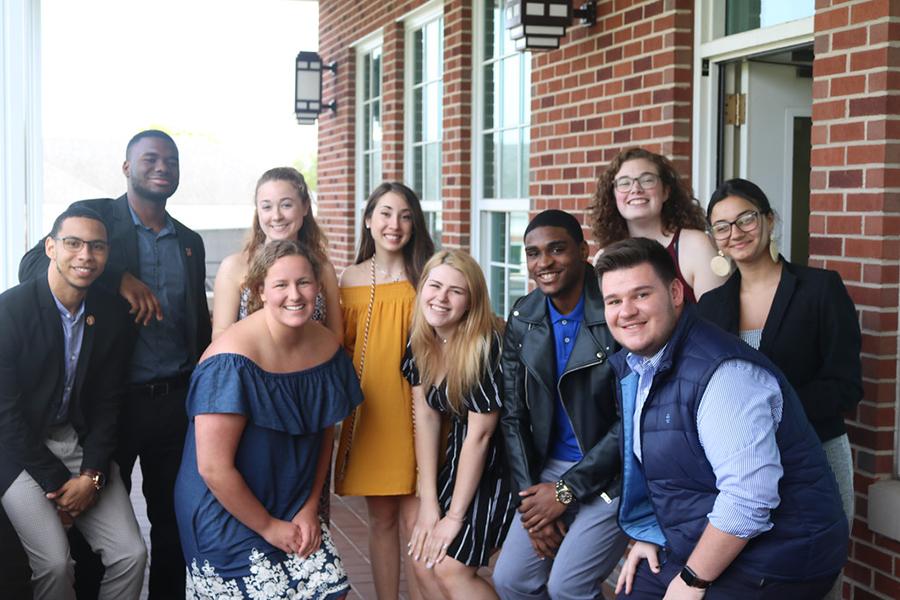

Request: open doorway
left=716, top=45, right=813, bottom=264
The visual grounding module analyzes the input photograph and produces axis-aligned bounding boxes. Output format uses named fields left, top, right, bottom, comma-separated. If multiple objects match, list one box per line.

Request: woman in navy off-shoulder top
left=174, top=241, right=362, bottom=600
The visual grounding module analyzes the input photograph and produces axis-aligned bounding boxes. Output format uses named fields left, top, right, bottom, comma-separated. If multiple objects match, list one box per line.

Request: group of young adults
left=0, top=129, right=861, bottom=600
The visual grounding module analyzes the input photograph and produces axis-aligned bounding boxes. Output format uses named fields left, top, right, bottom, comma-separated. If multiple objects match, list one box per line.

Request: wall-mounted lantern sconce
left=295, top=51, right=338, bottom=125
left=505, top=0, right=597, bottom=51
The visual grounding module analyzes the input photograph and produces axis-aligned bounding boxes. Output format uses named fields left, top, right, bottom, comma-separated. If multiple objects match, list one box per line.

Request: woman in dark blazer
left=698, top=178, right=862, bottom=534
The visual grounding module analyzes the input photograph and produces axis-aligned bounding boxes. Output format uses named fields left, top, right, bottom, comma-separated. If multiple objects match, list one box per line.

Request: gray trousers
left=493, top=459, right=628, bottom=600
left=1, top=424, right=146, bottom=600
left=822, top=433, right=854, bottom=600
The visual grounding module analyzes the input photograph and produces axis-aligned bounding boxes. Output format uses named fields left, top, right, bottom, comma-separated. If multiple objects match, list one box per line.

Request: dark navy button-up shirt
left=127, top=204, right=191, bottom=384
left=547, top=294, right=585, bottom=462
left=51, top=293, right=85, bottom=425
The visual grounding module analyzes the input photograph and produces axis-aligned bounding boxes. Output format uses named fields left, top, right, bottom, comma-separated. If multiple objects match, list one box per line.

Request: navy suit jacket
left=0, top=275, right=135, bottom=495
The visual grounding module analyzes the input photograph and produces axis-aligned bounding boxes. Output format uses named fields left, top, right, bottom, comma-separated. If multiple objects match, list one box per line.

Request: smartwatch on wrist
left=679, top=565, right=712, bottom=589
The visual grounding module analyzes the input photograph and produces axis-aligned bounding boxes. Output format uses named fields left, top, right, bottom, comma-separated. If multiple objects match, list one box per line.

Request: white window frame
left=691, top=1, right=813, bottom=206
left=352, top=30, right=384, bottom=247
left=1, top=0, right=43, bottom=291
left=471, top=0, right=531, bottom=316
left=403, top=2, right=444, bottom=225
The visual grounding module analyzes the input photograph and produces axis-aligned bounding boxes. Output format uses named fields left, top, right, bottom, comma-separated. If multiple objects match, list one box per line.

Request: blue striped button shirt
left=627, top=349, right=784, bottom=539
left=51, top=294, right=85, bottom=425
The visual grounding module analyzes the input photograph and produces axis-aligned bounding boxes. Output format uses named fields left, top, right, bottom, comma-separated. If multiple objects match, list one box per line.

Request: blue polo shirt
left=547, top=294, right=585, bottom=462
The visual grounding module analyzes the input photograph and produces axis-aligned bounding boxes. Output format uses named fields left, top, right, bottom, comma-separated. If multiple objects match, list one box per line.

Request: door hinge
left=724, top=93, right=746, bottom=127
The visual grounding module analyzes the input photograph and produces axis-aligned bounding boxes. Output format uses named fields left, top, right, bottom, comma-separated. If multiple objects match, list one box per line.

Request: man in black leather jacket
left=493, top=210, right=627, bottom=600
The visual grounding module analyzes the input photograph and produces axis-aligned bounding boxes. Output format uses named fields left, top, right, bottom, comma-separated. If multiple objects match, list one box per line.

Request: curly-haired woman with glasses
left=589, top=147, right=726, bottom=301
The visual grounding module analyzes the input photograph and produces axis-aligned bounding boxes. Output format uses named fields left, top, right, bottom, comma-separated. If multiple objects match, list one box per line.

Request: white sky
left=41, top=0, right=320, bottom=230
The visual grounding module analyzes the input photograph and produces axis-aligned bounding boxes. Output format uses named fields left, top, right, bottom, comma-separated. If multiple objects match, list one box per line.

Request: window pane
left=500, top=128, right=518, bottom=198
left=426, top=211, right=443, bottom=249
left=372, top=47, right=382, bottom=97
left=425, top=82, right=441, bottom=142
left=372, top=100, right=382, bottom=148
left=520, top=127, right=530, bottom=198
left=483, top=64, right=496, bottom=132
left=502, top=57, right=520, bottom=129
left=490, top=212, right=507, bottom=262
left=510, top=211, right=527, bottom=264
left=483, top=0, right=496, bottom=62
left=425, top=143, right=441, bottom=202
left=363, top=55, right=372, bottom=102
left=483, top=131, right=495, bottom=199
left=413, top=145, right=424, bottom=197
left=425, top=20, right=442, bottom=81
left=490, top=265, right=506, bottom=315
left=373, top=150, right=382, bottom=190
left=725, top=0, right=813, bottom=36
left=414, top=28, right=425, bottom=84
left=363, top=104, right=371, bottom=150
left=414, top=87, right=424, bottom=142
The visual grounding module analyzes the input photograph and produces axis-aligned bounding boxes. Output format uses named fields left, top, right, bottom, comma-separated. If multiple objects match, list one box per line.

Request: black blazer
left=19, top=195, right=212, bottom=365
left=0, top=275, right=136, bottom=495
left=697, top=258, right=862, bottom=442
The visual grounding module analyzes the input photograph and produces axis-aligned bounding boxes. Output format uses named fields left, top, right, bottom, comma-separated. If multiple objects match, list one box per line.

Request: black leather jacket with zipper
left=500, top=269, right=622, bottom=505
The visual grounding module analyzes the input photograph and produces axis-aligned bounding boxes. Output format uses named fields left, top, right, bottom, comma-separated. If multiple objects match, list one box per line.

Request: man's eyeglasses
left=709, top=211, right=760, bottom=240
left=614, top=173, right=660, bottom=193
left=56, top=236, right=109, bottom=254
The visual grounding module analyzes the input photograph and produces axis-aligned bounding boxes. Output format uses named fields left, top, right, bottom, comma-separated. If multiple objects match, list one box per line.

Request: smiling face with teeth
left=601, top=262, right=683, bottom=358
left=613, top=158, right=669, bottom=226
left=256, top=179, right=309, bottom=243
left=123, top=136, right=180, bottom=204
left=524, top=226, right=590, bottom=314
left=419, top=264, right=470, bottom=338
left=365, top=191, right=414, bottom=254
left=259, top=254, right=320, bottom=328
left=45, top=216, right=109, bottom=295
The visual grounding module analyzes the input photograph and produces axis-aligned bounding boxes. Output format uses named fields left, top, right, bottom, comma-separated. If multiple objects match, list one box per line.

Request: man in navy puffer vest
left=596, top=238, right=847, bottom=600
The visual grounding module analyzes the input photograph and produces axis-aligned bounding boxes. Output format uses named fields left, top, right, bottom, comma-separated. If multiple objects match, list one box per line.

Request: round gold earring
left=769, top=238, right=779, bottom=262
left=710, top=250, right=731, bottom=277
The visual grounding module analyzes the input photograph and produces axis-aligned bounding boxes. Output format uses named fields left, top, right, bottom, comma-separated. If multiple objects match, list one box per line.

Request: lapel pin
left=185, top=247, right=193, bottom=257
left=86, top=315, right=95, bottom=326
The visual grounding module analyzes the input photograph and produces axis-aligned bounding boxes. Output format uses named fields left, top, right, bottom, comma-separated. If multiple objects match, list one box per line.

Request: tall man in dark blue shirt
left=494, top=210, right=628, bottom=599
left=19, top=130, right=212, bottom=599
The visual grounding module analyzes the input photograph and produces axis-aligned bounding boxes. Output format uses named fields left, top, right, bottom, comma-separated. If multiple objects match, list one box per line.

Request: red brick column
left=441, top=0, right=474, bottom=250
left=810, top=1, right=900, bottom=597
left=382, top=22, right=406, bottom=183
left=529, top=0, right=694, bottom=246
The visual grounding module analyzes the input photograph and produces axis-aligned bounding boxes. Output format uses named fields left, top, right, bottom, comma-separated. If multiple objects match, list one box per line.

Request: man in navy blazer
left=19, top=130, right=212, bottom=599
left=0, top=206, right=146, bottom=599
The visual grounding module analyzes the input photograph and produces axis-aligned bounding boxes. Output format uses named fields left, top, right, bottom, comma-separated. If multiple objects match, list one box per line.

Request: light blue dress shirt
left=51, top=294, right=85, bottom=425
left=626, top=351, right=784, bottom=539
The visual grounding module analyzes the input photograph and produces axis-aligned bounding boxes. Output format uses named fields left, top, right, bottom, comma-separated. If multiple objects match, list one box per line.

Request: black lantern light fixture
left=295, top=51, right=337, bottom=125
left=505, top=0, right=597, bottom=51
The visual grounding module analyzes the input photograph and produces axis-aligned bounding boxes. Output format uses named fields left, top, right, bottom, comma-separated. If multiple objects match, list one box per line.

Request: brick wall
left=530, top=0, right=694, bottom=249
left=810, top=0, right=900, bottom=598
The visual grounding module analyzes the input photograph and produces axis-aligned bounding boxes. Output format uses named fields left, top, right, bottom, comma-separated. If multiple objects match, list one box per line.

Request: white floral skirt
left=185, top=523, right=349, bottom=600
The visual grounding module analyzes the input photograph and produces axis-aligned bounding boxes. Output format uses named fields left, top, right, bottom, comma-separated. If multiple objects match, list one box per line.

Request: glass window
left=424, top=211, right=443, bottom=250
left=409, top=16, right=443, bottom=206
left=483, top=211, right=528, bottom=316
left=359, top=45, right=383, bottom=202
left=725, top=0, right=814, bottom=36
left=476, top=0, right=531, bottom=315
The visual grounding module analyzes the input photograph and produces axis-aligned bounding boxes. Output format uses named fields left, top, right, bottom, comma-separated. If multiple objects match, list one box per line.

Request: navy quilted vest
left=613, top=306, right=848, bottom=581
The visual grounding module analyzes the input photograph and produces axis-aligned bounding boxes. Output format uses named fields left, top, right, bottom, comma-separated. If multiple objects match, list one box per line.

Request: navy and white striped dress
left=401, top=332, right=515, bottom=567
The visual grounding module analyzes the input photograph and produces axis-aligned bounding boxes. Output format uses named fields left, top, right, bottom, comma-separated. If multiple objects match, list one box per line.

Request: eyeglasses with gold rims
left=614, top=172, right=661, bottom=193
left=55, top=236, right=110, bottom=254
left=709, top=211, right=761, bottom=240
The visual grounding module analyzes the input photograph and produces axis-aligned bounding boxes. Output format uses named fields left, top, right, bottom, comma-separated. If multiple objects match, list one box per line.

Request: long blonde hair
left=409, top=250, right=499, bottom=414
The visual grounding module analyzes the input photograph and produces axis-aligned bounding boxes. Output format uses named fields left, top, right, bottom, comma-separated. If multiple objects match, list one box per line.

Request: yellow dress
left=334, top=281, right=417, bottom=496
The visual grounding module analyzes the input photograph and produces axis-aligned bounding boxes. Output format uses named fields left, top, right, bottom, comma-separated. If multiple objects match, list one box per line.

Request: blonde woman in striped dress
left=403, top=249, right=515, bottom=599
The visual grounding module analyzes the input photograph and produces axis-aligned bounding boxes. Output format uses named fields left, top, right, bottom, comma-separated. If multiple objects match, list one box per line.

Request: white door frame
left=691, top=3, right=814, bottom=209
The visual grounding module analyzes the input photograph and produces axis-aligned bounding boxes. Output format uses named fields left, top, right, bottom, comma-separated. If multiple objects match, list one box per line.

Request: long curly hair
left=355, top=182, right=435, bottom=289
left=409, top=250, right=500, bottom=415
left=244, top=240, right=322, bottom=315
left=589, top=147, right=707, bottom=249
left=243, top=167, right=328, bottom=265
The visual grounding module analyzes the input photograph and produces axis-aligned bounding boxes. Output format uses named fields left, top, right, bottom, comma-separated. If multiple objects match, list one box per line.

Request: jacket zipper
left=557, top=359, right=613, bottom=504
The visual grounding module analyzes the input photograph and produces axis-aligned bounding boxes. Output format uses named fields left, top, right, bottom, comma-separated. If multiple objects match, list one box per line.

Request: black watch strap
left=680, top=565, right=713, bottom=589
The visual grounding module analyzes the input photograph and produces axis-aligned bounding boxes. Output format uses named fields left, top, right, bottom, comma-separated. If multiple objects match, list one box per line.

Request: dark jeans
left=617, top=548, right=838, bottom=600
